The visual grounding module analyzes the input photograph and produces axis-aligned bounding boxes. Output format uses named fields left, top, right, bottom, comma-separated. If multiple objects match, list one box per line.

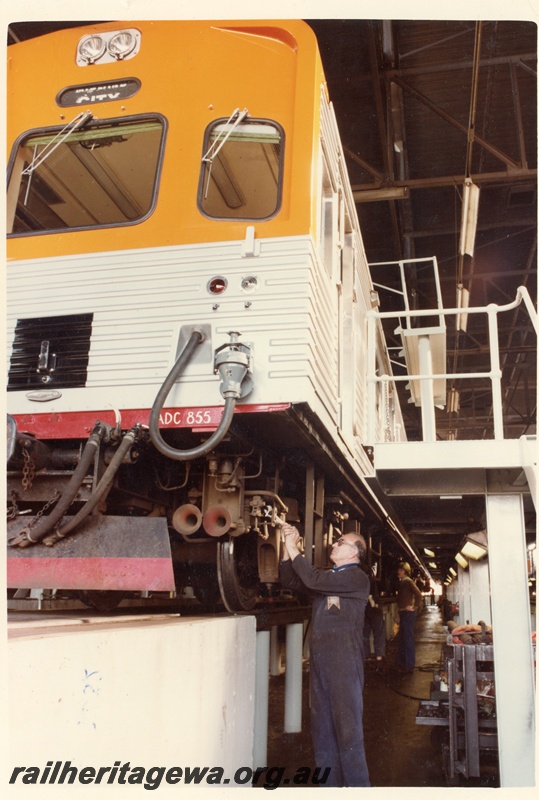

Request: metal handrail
left=367, top=286, right=537, bottom=442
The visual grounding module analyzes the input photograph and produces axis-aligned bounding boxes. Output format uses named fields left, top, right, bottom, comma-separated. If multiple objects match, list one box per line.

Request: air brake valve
left=214, top=331, right=253, bottom=399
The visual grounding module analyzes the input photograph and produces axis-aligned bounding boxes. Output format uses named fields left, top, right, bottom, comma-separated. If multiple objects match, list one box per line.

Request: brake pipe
left=9, top=422, right=109, bottom=548
left=43, top=426, right=142, bottom=546
left=148, top=328, right=247, bottom=462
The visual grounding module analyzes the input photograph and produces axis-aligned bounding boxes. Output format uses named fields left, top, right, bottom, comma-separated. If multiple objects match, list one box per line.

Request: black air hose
left=11, top=423, right=109, bottom=547
left=148, top=328, right=238, bottom=461
left=43, top=426, right=141, bottom=546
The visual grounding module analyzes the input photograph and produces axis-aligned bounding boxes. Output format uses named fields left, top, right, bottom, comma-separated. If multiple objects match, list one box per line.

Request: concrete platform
left=6, top=612, right=256, bottom=792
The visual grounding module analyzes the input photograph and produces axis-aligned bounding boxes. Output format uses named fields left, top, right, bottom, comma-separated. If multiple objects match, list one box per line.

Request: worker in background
left=438, top=589, right=453, bottom=624
left=363, top=565, right=386, bottom=671
left=280, top=523, right=370, bottom=787
left=396, top=562, right=424, bottom=674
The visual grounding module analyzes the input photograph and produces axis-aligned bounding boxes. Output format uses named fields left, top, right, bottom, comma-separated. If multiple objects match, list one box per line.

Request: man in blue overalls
left=280, top=523, right=370, bottom=787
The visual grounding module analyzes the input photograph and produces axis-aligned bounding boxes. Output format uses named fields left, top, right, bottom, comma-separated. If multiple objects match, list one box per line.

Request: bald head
left=330, top=532, right=366, bottom=565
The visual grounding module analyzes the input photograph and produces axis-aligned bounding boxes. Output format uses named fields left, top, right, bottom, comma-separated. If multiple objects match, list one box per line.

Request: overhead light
left=447, top=387, right=460, bottom=414
left=428, top=561, right=438, bottom=569
left=456, top=284, right=470, bottom=332
left=440, top=495, right=462, bottom=500
left=424, top=548, right=435, bottom=557
left=455, top=552, right=469, bottom=569
left=459, top=179, right=480, bottom=257
left=353, top=186, right=409, bottom=202
left=369, top=290, right=380, bottom=308
left=461, top=530, right=488, bottom=560
left=449, top=567, right=457, bottom=577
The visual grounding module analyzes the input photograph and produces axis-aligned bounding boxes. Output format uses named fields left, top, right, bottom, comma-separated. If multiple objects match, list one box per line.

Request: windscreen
left=200, top=119, right=283, bottom=220
left=7, top=117, right=164, bottom=234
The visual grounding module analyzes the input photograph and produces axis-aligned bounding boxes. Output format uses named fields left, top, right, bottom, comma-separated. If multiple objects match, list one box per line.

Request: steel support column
left=418, top=335, right=436, bottom=442
left=284, top=622, right=303, bottom=733
left=486, top=493, right=535, bottom=786
left=469, top=559, right=491, bottom=626
left=270, top=625, right=282, bottom=676
left=253, top=630, right=270, bottom=768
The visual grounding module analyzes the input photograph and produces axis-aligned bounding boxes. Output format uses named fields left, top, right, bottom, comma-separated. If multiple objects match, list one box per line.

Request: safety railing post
left=367, top=312, right=377, bottom=443
left=487, top=305, right=504, bottom=440
left=417, top=334, right=436, bottom=442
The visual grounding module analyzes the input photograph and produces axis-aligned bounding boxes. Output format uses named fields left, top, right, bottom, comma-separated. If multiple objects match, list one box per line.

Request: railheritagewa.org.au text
left=9, top=761, right=331, bottom=790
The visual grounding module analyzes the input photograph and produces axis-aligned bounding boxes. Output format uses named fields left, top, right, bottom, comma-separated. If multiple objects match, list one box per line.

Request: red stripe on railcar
left=7, top=557, right=176, bottom=592
left=12, top=403, right=291, bottom=439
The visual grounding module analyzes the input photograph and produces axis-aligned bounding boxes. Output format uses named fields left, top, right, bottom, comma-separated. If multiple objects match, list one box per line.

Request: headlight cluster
left=77, top=29, right=140, bottom=66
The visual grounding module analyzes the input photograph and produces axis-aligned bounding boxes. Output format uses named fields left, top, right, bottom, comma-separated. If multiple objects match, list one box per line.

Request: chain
left=7, top=490, right=19, bottom=520
left=27, top=491, right=61, bottom=529
left=22, top=445, right=35, bottom=491
left=7, top=489, right=61, bottom=547
left=15, top=490, right=61, bottom=536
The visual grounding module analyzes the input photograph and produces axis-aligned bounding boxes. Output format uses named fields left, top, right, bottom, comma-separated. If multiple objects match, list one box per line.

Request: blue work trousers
left=397, top=609, right=417, bottom=669
left=363, top=607, right=386, bottom=658
left=309, top=632, right=370, bottom=787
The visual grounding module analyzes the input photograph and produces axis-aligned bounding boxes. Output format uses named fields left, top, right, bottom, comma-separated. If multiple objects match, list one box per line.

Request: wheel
left=189, top=562, right=222, bottom=606
left=77, top=590, right=125, bottom=611
left=217, top=534, right=260, bottom=612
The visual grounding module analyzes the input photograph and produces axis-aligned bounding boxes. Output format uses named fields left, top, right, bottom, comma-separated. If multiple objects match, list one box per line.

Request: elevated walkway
left=363, top=270, right=537, bottom=787
left=370, top=436, right=536, bottom=504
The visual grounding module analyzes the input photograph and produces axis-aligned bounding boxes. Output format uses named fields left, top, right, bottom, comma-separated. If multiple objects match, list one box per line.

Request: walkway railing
left=367, top=285, right=538, bottom=443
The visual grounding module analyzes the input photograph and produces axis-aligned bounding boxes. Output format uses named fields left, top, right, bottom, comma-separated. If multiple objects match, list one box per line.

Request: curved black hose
left=149, top=328, right=238, bottom=461
left=43, top=426, right=140, bottom=545
left=13, top=423, right=108, bottom=547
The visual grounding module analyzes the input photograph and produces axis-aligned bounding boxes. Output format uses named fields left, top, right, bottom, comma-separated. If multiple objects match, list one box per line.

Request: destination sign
left=57, top=78, right=141, bottom=107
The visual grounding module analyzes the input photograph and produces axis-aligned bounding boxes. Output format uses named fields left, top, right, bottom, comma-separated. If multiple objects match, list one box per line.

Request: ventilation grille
left=8, top=313, right=93, bottom=391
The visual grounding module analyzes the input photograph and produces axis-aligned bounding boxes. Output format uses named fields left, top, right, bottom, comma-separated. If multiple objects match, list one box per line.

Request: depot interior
left=6, top=19, right=537, bottom=789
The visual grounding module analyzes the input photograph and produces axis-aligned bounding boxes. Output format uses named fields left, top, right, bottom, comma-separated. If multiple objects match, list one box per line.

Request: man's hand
left=282, top=523, right=300, bottom=543
left=281, top=523, right=301, bottom=560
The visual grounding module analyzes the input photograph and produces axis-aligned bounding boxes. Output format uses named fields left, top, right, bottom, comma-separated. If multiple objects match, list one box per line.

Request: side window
left=7, top=116, right=165, bottom=235
left=319, top=154, right=338, bottom=278
left=199, top=118, right=283, bottom=220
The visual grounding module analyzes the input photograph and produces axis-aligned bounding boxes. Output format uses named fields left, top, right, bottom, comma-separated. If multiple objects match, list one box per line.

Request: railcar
left=6, top=20, right=403, bottom=611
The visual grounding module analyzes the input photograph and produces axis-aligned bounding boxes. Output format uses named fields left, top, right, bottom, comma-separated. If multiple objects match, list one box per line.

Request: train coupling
left=214, top=331, right=253, bottom=399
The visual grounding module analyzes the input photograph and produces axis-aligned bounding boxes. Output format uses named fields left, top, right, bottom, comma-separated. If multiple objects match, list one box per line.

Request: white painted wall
left=7, top=614, right=256, bottom=792
left=457, top=566, right=471, bottom=625
left=469, top=559, right=491, bottom=626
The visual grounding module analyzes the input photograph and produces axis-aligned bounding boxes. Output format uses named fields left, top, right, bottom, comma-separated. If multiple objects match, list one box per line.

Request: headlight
left=76, top=29, right=141, bottom=66
left=108, top=30, right=137, bottom=60
left=78, top=35, right=107, bottom=64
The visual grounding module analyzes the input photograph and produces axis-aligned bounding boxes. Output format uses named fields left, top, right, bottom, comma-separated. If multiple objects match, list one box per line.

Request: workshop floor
left=266, top=604, right=500, bottom=788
